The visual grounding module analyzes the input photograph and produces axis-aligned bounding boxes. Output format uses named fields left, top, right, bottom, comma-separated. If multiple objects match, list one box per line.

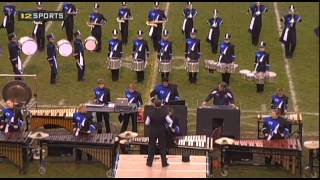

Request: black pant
left=65, top=21, right=74, bottom=42
left=136, top=71, right=144, bottom=83
left=3, top=22, right=14, bottom=36
left=256, top=84, right=264, bottom=93
left=11, top=63, right=22, bottom=80
left=284, top=39, right=296, bottom=58
left=147, top=128, right=167, bottom=166
left=35, top=28, right=45, bottom=51
left=50, top=64, right=57, bottom=84
left=75, top=149, right=92, bottom=161
left=161, top=72, right=169, bottom=81
left=151, top=26, right=162, bottom=51
left=96, top=112, right=110, bottom=133
left=208, top=29, right=220, bottom=54
left=184, top=19, right=193, bottom=39
left=76, top=64, right=85, bottom=81
left=91, top=27, right=102, bottom=52
left=111, top=69, right=120, bottom=81
left=120, top=22, right=129, bottom=45
left=121, top=112, right=138, bottom=133
left=222, top=73, right=231, bottom=85
left=251, top=24, right=262, bottom=46
left=188, top=72, right=197, bottom=83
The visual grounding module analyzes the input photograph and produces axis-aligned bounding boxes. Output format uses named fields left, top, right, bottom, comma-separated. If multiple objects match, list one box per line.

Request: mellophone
left=204, top=60, right=239, bottom=73
left=29, top=108, right=76, bottom=133
left=39, top=133, right=116, bottom=170
left=220, top=138, right=302, bottom=175
left=0, top=132, right=33, bottom=174
left=239, top=69, right=277, bottom=83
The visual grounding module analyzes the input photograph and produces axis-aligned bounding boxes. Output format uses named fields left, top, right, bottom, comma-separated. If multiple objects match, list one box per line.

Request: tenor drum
left=204, top=60, right=218, bottom=71
left=18, top=36, right=37, bottom=56
left=186, top=62, right=199, bottom=73
left=158, top=61, right=171, bottom=73
left=239, top=69, right=251, bottom=79
left=131, top=60, right=145, bottom=71
left=226, top=63, right=238, bottom=73
left=107, top=58, right=121, bottom=70
left=217, top=63, right=227, bottom=73
left=57, top=39, right=73, bottom=57
left=255, top=72, right=265, bottom=84
left=84, top=36, right=97, bottom=51
left=245, top=72, right=255, bottom=81
left=266, top=71, right=277, bottom=83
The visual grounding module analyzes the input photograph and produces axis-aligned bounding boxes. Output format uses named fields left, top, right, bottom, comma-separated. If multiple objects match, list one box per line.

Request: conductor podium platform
left=115, top=155, right=207, bottom=178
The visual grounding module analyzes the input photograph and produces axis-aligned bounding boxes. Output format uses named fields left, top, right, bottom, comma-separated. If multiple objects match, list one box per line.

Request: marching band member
left=108, top=29, right=123, bottom=81
left=145, top=99, right=171, bottom=167
left=46, top=33, right=58, bottom=84
left=150, top=77, right=180, bottom=105
left=271, top=88, right=289, bottom=115
left=185, top=28, right=201, bottom=84
left=147, top=2, right=167, bottom=51
left=279, top=5, right=302, bottom=59
left=218, top=33, right=235, bottom=85
left=0, top=99, right=23, bottom=133
left=248, top=2, right=268, bottom=46
left=33, top=2, right=47, bottom=52
left=165, top=107, right=181, bottom=148
left=202, top=82, right=235, bottom=107
left=121, top=83, right=143, bottom=133
left=261, top=109, right=290, bottom=141
left=72, top=104, right=96, bottom=161
left=7, top=33, right=23, bottom=80
left=182, top=2, right=197, bottom=39
left=93, top=79, right=111, bottom=133
left=158, top=29, right=173, bottom=81
left=1, top=3, right=16, bottom=36
left=132, top=30, right=149, bottom=83
left=62, top=3, right=78, bottom=42
left=117, top=2, right=133, bottom=45
left=73, top=30, right=85, bottom=81
left=87, top=3, right=107, bottom=53
left=207, top=9, right=223, bottom=54
left=253, top=41, right=270, bottom=93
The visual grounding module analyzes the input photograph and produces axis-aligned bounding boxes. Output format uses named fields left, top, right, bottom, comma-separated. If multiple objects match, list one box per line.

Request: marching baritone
left=279, top=5, right=302, bottom=59
left=150, top=77, right=180, bottom=105
left=158, top=29, right=173, bottom=81
left=108, top=29, right=123, bottom=82
left=87, top=3, right=107, bottom=52
left=0, top=99, right=23, bottom=133
left=1, top=3, right=16, bottom=36
left=202, top=82, right=235, bottom=107
left=73, top=30, right=85, bottom=81
left=248, top=2, right=268, bottom=46
left=182, top=2, right=197, bottom=39
left=8, top=33, right=23, bottom=80
left=46, top=33, right=58, bottom=84
left=62, top=3, right=78, bottom=42
left=185, top=28, right=201, bottom=84
left=32, top=2, right=47, bottom=52
left=254, top=41, right=270, bottom=93
left=117, top=2, right=133, bottom=45
left=207, top=9, right=223, bottom=54
left=218, top=33, right=235, bottom=85
left=147, top=2, right=167, bottom=51
left=132, top=30, right=150, bottom=83
left=271, top=88, right=289, bottom=115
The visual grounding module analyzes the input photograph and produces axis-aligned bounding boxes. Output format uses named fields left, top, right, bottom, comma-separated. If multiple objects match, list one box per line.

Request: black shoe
left=162, top=163, right=169, bottom=168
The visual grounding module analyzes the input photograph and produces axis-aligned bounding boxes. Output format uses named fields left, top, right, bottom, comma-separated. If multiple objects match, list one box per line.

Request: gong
left=2, top=80, right=32, bottom=106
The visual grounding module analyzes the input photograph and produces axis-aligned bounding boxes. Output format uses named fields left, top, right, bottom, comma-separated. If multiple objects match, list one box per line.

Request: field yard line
left=273, top=2, right=299, bottom=113
left=23, top=2, right=64, bottom=68
left=144, top=2, right=170, bottom=102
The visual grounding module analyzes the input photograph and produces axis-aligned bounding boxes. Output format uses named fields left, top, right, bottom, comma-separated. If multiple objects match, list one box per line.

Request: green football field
left=0, top=2, right=318, bottom=178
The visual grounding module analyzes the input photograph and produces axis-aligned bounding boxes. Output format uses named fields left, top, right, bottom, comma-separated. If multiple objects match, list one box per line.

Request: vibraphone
left=220, top=138, right=302, bottom=176
left=29, top=108, right=76, bottom=133
left=39, top=133, right=117, bottom=173
left=0, top=132, right=32, bottom=174
left=257, top=113, right=303, bottom=144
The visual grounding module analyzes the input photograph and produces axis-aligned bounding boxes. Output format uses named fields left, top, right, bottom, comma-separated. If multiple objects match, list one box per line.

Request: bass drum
left=84, top=36, right=97, bottom=51
left=57, top=39, right=73, bottom=57
left=19, top=36, right=37, bottom=56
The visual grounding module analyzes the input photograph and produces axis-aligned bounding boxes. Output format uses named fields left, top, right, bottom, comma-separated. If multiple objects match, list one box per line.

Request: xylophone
left=220, top=138, right=302, bottom=175
left=84, top=103, right=137, bottom=113
left=39, top=133, right=117, bottom=170
left=0, top=132, right=32, bottom=174
left=29, top=108, right=76, bottom=133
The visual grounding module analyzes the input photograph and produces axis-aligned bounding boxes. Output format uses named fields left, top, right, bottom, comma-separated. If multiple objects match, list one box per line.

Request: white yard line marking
left=273, top=2, right=299, bottom=113
left=23, top=2, right=64, bottom=68
left=144, top=2, right=170, bottom=102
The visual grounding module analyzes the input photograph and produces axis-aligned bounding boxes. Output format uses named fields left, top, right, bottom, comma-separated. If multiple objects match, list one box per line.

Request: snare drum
left=18, top=36, right=37, bottom=55
left=226, top=63, right=238, bottom=73
left=158, top=61, right=171, bottom=73
left=107, top=58, right=121, bottom=70
left=266, top=71, right=277, bottom=83
left=255, top=72, right=265, bottom=84
left=204, top=60, right=218, bottom=71
left=57, top=39, right=73, bottom=57
left=84, top=36, right=97, bottom=51
left=245, top=72, right=255, bottom=81
left=186, top=62, right=199, bottom=73
left=239, top=69, right=251, bottom=79
left=131, top=60, right=145, bottom=71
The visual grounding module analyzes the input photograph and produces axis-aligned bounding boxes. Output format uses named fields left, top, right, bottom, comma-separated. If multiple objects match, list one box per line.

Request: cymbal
left=118, top=131, right=138, bottom=139
left=304, top=141, right=319, bottom=150
left=119, top=139, right=128, bottom=144
left=28, top=132, right=49, bottom=139
left=215, top=137, right=235, bottom=145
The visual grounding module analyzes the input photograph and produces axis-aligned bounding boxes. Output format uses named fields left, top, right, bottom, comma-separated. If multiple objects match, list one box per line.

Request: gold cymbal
left=28, top=132, right=49, bottom=139
left=215, top=137, right=235, bottom=145
left=119, top=139, right=128, bottom=144
left=304, top=141, right=319, bottom=150
left=118, top=131, right=138, bottom=139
